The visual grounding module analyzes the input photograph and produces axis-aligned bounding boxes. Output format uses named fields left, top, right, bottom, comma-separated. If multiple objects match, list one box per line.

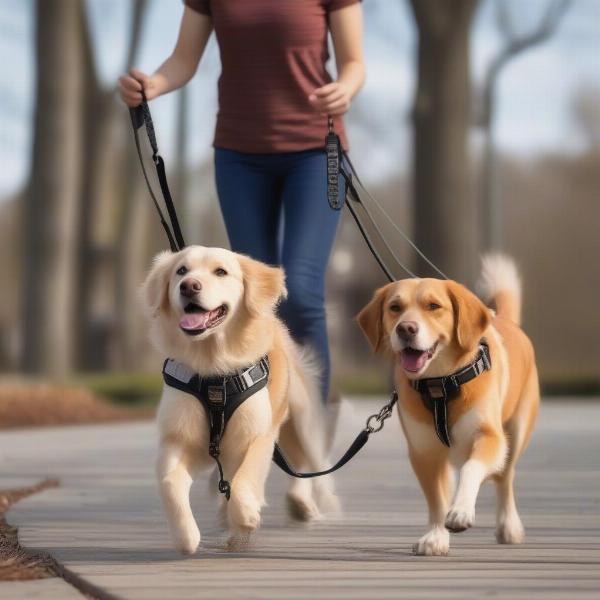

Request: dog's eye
left=428, top=303, right=441, bottom=311
left=176, top=265, right=188, bottom=276
left=214, top=268, right=228, bottom=277
left=389, top=304, right=402, bottom=313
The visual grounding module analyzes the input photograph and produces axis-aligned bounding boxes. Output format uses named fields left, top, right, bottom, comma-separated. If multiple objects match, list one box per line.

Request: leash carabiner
left=272, top=390, right=399, bottom=479
left=365, top=391, right=398, bottom=434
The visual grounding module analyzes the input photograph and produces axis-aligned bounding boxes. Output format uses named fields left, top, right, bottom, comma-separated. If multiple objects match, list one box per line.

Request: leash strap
left=129, top=94, right=186, bottom=252
left=325, top=122, right=448, bottom=281
left=272, top=391, right=398, bottom=478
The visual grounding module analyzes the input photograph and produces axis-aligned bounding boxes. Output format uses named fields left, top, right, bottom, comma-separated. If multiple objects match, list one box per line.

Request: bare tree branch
left=125, top=0, right=148, bottom=70
left=478, top=0, right=572, bottom=251
left=493, top=0, right=571, bottom=70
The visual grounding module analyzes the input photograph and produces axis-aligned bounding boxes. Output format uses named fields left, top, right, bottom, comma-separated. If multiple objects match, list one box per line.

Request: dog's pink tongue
left=401, top=349, right=428, bottom=372
left=179, top=312, right=210, bottom=331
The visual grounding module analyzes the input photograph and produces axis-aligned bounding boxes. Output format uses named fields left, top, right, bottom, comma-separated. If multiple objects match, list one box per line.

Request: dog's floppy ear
left=447, top=281, right=491, bottom=352
left=356, top=285, right=390, bottom=354
left=141, top=251, right=178, bottom=316
left=238, top=255, right=287, bottom=317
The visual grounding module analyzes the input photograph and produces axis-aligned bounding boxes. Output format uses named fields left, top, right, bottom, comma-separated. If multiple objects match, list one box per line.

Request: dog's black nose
left=396, top=320, right=419, bottom=340
left=180, top=278, right=202, bottom=298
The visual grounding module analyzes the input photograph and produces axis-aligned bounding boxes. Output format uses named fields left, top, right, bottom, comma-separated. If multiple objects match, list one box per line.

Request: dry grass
left=0, top=479, right=59, bottom=581
left=0, top=381, right=153, bottom=429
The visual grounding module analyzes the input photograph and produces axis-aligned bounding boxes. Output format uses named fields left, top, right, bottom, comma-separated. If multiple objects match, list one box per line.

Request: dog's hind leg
left=278, top=420, right=321, bottom=522
left=410, top=450, right=452, bottom=556
left=495, top=369, right=539, bottom=544
left=287, top=367, right=341, bottom=516
left=494, top=461, right=524, bottom=544
left=156, top=442, right=201, bottom=555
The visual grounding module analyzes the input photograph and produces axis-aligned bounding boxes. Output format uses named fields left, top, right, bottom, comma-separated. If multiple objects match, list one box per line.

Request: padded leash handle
left=326, top=116, right=344, bottom=211
left=129, top=92, right=186, bottom=252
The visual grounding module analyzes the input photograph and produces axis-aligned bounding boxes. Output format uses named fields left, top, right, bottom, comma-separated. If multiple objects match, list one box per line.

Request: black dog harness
left=162, top=355, right=400, bottom=500
left=411, top=340, right=492, bottom=447
left=163, top=356, right=270, bottom=499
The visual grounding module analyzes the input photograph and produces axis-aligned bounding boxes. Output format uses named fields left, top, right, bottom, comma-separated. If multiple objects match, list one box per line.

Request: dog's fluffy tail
left=478, top=254, right=522, bottom=325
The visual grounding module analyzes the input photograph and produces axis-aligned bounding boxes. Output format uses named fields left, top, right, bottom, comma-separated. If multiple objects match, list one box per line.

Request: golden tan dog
left=142, top=246, right=339, bottom=553
left=357, top=256, right=539, bottom=555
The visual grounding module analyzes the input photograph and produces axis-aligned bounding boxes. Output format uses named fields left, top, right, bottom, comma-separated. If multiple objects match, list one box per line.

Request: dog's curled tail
left=478, top=254, right=522, bottom=325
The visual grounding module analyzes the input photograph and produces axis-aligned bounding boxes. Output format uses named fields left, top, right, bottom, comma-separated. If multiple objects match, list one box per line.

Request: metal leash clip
left=365, top=391, right=398, bottom=434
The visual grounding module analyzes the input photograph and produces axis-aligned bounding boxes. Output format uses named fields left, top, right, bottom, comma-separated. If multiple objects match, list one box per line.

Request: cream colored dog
left=142, top=246, right=339, bottom=553
left=357, top=256, right=539, bottom=556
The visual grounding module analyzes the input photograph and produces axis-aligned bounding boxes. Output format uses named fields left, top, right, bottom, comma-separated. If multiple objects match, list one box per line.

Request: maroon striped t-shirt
left=185, top=0, right=359, bottom=153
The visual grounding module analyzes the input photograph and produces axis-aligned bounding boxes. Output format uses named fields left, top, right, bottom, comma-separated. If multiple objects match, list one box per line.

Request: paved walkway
left=1, top=398, right=599, bottom=599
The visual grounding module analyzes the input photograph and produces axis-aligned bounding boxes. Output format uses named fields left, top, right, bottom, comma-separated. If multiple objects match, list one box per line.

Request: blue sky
left=0, top=0, right=599, bottom=198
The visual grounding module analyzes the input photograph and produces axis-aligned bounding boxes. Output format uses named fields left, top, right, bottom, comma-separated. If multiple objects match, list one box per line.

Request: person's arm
left=119, top=7, right=212, bottom=107
left=309, top=3, right=365, bottom=116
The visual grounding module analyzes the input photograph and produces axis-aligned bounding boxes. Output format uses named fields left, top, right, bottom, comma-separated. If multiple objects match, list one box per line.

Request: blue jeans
left=214, top=147, right=341, bottom=402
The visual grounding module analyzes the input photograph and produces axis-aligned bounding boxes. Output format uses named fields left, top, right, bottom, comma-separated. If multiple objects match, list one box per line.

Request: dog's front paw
left=413, top=527, right=449, bottom=556
left=172, top=523, right=201, bottom=555
left=228, top=487, right=262, bottom=535
left=445, top=504, right=475, bottom=532
left=496, top=513, right=524, bottom=544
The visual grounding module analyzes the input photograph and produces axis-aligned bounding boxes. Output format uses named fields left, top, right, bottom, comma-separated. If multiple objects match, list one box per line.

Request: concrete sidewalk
left=1, top=398, right=599, bottom=599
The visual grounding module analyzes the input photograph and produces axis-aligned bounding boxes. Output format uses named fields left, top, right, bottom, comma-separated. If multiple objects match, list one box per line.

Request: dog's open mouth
left=179, top=303, right=228, bottom=336
left=400, top=342, right=438, bottom=373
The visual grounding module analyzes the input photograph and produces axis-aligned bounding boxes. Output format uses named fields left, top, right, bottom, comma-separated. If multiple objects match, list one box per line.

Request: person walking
left=119, top=1, right=365, bottom=403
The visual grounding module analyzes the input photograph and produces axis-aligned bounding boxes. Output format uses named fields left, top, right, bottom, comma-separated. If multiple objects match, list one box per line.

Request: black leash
left=273, top=391, right=397, bottom=479
left=129, top=92, right=186, bottom=252
left=326, top=117, right=448, bottom=282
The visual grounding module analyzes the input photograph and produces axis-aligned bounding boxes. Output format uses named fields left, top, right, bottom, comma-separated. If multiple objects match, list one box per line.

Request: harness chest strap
left=162, top=356, right=399, bottom=498
left=410, top=340, right=492, bottom=447
left=162, top=356, right=270, bottom=499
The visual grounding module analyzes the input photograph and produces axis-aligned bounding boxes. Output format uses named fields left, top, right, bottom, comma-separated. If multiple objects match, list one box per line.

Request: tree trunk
left=75, top=0, right=148, bottom=370
left=22, top=0, right=84, bottom=374
left=409, top=0, right=479, bottom=285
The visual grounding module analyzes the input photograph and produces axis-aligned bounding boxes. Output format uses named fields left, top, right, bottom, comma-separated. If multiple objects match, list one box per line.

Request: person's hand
left=118, top=68, right=159, bottom=107
left=308, top=81, right=352, bottom=116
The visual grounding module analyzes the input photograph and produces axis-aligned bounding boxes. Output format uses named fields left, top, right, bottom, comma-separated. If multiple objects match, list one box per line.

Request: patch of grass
left=336, top=370, right=390, bottom=396
left=72, top=372, right=162, bottom=406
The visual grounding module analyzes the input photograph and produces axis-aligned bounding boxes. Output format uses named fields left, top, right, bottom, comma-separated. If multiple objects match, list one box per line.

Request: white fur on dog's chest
left=399, top=402, right=482, bottom=462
